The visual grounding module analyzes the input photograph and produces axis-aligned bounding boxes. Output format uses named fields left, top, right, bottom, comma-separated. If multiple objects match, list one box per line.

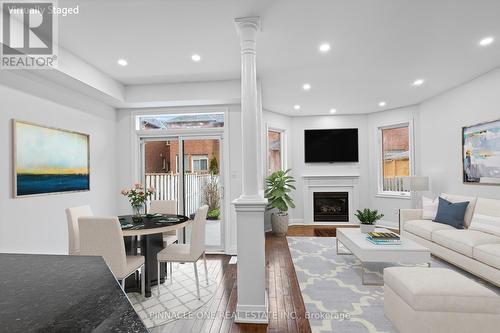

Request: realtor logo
left=1, top=1, right=58, bottom=68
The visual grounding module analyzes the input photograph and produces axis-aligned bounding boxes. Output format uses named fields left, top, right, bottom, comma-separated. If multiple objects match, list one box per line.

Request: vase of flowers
left=121, top=183, right=155, bottom=222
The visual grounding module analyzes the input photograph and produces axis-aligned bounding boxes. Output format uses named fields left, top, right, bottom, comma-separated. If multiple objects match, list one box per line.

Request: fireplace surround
left=301, top=174, right=360, bottom=224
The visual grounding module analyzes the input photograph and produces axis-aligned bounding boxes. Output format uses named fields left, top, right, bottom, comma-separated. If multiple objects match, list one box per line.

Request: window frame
left=266, top=126, right=287, bottom=175
left=377, top=121, right=414, bottom=198
left=191, top=155, right=209, bottom=172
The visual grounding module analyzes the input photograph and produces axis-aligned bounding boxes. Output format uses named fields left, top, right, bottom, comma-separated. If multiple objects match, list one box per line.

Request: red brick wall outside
left=145, top=139, right=220, bottom=174
left=383, top=127, right=409, bottom=151
left=144, top=141, right=170, bottom=173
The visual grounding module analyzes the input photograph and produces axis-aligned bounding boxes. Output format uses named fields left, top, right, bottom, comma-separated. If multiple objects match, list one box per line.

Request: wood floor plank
left=154, top=230, right=318, bottom=333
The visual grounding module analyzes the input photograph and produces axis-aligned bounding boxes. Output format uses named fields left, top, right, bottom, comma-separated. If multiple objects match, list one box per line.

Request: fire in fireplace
left=313, top=192, right=349, bottom=222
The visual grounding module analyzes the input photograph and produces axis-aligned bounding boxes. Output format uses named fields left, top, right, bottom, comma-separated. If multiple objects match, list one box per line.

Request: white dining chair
left=157, top=205, right=209, bottom=298
left=79, top=216, right=145, bottom=295
left=150, top=200, right=178, bottom=246
left=65, top=206, right=93, bottom=255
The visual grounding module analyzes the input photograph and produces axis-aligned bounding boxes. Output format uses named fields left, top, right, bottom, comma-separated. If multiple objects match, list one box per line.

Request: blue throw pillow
left=433, top=197, right=469, bottom=229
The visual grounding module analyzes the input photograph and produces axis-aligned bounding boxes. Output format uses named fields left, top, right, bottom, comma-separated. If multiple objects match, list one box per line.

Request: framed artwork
left=13, top=120, right=90, bottom=197
left=463, top=119, right=500, bottom=185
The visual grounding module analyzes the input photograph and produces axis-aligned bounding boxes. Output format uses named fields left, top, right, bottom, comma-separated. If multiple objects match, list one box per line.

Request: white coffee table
left=336, top=227, right=431, bottom=285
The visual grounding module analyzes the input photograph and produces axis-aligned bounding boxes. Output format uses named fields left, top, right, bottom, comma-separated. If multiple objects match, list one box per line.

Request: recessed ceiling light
left=479, top=36, right=494, bottom=47
left=379, top=101, right=387, bottom=107
left=319, top=43, right=331, bottom=53
left=329, top=108, right=337, bottom=114
left=117, top=59, right=128, bottom=66
left=293, top=104, right=301, bottom=110
left=191, top=54, right=201, bottom=62
left=412, top=79, right=425, bottom=86
left=302, top=83, right=311, bottom=91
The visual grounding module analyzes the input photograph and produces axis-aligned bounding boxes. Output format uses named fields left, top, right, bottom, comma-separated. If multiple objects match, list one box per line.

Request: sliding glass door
left=141, top=136, right=224, bottom=251
left=181, top=138, right=223, bottom=250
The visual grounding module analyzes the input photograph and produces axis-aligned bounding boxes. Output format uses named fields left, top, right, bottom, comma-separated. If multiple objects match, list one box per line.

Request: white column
left=232, top=16, right=268, bottom=324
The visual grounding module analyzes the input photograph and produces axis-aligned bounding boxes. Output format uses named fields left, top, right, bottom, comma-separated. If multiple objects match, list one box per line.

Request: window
left=268, top=129, right=284, bottom=174
left=380, top=124, right=411, bottom=194
left=192, top=155, right=209, bottom=172
left=136, top=112, right=224, bottom=130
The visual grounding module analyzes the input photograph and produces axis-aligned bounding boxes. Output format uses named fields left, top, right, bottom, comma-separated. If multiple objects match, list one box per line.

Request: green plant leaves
left=265, top=169, right=296, bottom=212
left=354, top=208, right=384, bottom=224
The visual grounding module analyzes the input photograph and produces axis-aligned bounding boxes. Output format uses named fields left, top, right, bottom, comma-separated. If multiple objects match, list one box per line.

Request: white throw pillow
left=422, top=196, right=439, bottom=220
left=469, top=198, right=500, bottom=237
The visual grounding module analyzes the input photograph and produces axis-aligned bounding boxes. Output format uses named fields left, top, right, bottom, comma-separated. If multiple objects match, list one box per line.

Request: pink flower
left=138, top=190, right=145, bottom=196
left=121, top=189, right=129, bottom=196
left=134, top=183, right=143, bottom=189
left=148, top=187, right=156, bottom=193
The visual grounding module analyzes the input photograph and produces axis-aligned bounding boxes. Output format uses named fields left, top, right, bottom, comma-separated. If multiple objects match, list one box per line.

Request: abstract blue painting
left=13, top=120, right=90, bottom=197
left=463, top=119, right=500, bottom=185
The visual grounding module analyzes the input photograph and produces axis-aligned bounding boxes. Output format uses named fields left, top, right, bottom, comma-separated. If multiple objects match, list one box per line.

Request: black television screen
left=304, top=129, right=359, bottom=162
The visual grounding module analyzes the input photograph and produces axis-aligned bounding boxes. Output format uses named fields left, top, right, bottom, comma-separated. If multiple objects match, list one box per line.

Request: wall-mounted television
left=304, top=128, right=359, bottom=163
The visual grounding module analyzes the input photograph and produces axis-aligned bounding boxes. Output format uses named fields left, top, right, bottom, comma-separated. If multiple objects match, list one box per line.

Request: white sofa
left=401, top=193, right=500, bottom=287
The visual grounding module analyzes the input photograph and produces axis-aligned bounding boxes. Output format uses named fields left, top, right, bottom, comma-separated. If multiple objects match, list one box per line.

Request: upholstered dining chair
left=79, top=217, right=145, bottom=295
left=150, top=200, right=178, bottom=246
left=157, top=205, right=209, bottom=298
left=65, top=206, right=93, bottom=255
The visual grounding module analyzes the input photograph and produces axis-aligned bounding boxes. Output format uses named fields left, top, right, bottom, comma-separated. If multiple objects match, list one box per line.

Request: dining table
left=119, top=213, right=190, bottom=297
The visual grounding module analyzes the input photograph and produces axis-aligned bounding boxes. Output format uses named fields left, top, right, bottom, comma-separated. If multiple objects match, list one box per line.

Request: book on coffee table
left=366, top=237, right=402, bottom=245
left=366, top=231, right=401, bottom=245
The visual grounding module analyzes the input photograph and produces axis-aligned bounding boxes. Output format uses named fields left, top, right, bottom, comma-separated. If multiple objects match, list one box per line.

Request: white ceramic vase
left=271, top=212, right=289, bottom=236
left=360, top=223, right=376, bottom=233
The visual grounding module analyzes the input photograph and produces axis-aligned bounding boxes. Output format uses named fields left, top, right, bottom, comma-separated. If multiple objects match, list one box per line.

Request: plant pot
left=360, top=224, right=376, bottom=233
left=271, top=212, right=289, bottom=236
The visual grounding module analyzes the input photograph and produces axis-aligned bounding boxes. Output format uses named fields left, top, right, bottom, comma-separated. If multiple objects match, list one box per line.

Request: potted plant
left=203, top=159, right=220, bottom=220
left=355, top=208, right=384, bottom=233
left=265, top=169, right=296, bottom=236
left=121, top=183, right=155, bottom=222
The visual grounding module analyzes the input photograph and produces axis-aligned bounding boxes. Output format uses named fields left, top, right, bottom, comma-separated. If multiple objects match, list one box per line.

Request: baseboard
left=234, top=290, right=269, bottom=324
left=289, top=219, right=304, bottom=225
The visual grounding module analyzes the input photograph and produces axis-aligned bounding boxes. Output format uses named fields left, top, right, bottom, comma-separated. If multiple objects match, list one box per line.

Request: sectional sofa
left=400, top=193, right=500, bottom=286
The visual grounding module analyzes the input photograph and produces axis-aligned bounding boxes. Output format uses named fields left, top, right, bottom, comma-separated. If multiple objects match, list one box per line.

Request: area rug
left=127, top=260, right=221, bottom=328
left=287, top=236, right=499, bottom=333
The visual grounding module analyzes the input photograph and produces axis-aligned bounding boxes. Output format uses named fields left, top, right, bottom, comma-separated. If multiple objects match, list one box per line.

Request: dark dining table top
left=119, top=214, right=190, bottom=236
left=0, top=253, right=148, bottom=333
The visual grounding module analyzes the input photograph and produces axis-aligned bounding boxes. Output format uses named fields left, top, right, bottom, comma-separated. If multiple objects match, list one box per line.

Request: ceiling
left=59, top=0, right=500, bottom=115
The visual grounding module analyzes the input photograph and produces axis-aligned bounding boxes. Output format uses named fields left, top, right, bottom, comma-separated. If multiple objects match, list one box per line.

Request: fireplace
left=313, top=192, right=349, bottom=222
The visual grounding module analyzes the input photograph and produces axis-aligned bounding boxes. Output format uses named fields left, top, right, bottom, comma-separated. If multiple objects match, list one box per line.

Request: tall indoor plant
left=265, top=169, right=296, bottom=235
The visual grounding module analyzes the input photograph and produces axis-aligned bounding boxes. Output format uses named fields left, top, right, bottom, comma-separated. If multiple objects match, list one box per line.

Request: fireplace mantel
left=302, top=174, right=360, bottom=224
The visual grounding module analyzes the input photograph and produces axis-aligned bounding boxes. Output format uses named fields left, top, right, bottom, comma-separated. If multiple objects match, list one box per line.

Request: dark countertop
left=0, top=253, right=149, bottom=333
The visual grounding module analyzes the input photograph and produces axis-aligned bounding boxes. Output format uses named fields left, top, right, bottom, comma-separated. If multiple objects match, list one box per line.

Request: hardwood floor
left=154, top=232, right=311, bottom=333
left=154, top=224, right=400, bottom=332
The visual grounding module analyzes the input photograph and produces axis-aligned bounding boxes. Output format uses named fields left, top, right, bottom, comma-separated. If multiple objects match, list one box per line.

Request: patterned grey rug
left=287, top=236, right=499, bottom=333
left=127, top=260, right=220, bottom=328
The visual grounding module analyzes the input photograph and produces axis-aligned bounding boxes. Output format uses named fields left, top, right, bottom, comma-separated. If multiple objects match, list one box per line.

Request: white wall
left=0, top=84, right=118, bottom=254
left=367, top=106, right=419, bottom=224
left=419, top=67, right=500, bottom=200
left=289, top=115, right=370, bottom=224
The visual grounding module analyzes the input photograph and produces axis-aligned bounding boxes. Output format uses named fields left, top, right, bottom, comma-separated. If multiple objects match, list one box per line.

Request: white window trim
left=191, top=155, right=209, bottom=171
left=377, top=121, right=414, bottom=198
left=266, top=125, right=287, bottom=174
